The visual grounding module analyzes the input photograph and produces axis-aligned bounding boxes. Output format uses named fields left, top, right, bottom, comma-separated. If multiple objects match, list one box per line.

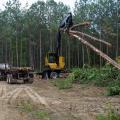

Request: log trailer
left=0, top=64, right=34, bottom=84
left=7, top=67, right=34, bottom=84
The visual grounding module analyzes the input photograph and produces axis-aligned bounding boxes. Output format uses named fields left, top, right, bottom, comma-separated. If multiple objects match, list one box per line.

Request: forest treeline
left=0, top=0, right=119, bottom=71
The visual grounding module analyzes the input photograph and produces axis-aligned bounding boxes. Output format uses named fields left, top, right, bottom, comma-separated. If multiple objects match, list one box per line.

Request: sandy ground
left=0, top=79, right=120, bottom=120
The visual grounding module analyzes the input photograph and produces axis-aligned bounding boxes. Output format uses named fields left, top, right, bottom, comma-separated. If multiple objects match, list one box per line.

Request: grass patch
left=18, top=101, right=34, bottom=112
left=54, top=64, right=120, bottom=94
left=33, top=110, right=51, bottom=120
left=107, top=86, right=120, bottom=96
left=97, top=105, right=120, bottom=120
left=17, top=101, right=51, bottom=120
left=72, top=65, right=120, bottom=87
left=54, top=73, right=74, bottom=89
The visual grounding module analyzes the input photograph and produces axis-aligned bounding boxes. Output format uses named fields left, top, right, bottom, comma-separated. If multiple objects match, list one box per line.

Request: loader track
left=0, top=85, right=7, bottom=97
left=0, top=84, right=49, bottom=108
left=25, top=87, right=49, bottom=106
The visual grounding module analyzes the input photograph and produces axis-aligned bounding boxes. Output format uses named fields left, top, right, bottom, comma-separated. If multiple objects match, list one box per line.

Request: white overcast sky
left=0, top=0, right=76, bottom=10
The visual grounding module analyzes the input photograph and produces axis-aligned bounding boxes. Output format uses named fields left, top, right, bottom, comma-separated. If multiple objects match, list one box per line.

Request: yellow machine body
left=45, top=52, right=65, bottom=70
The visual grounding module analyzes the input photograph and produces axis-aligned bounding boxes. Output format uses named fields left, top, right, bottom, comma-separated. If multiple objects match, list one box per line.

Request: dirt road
left=0, top=80, right=120, bottom=120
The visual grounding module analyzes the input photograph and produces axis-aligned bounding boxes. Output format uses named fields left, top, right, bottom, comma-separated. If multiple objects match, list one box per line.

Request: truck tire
left=7, top=74, right=12, bottom=84
left=24, top=78, right=33, bottom=84
left=42, top=71, right=49, bottom=79
left=50, top=72, right=58, bottom=79
left=28, top=78, right=33, bottom=84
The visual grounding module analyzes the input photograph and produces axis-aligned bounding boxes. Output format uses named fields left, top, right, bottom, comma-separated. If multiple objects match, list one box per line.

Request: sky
left=0, top=0, right=76, bottom=10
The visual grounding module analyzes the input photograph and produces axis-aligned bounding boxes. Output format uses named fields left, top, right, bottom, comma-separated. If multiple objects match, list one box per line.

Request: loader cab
left=48, top=52, right=57, bottom=63
left=45, top=52, right=65, bottom=70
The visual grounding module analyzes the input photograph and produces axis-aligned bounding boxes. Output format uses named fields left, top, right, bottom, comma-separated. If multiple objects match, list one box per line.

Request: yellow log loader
left=42, top=13, right=73, bottom=79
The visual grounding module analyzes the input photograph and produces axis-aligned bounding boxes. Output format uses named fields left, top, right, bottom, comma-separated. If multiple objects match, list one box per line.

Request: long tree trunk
left=16, top=24, right=19, bottom=67
left=39, top=31, right=42, bottom=72
left=70, top=33, right=120, bottom=70
left=29, top=34, right=34, bottom=68
left=70, top=30, right=111, bottom=47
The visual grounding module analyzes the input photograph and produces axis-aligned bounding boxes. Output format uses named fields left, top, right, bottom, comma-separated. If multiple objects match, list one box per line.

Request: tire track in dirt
left=2, top=88, right=20, bottom=99
left=25, top=87, right=49, bottom=107
left=3, top=86, right=7, bottom=97
left=0, top=82, right=119, bottom=120
left=0, top=86, right=7, bottom=97
left=7, top=88, right=24, bottom=104
left=0, top=86, right=3, bottom=97
left=43, top=95, right=120, bottom=120
left=0, top=85, right=50, bottom=108
left=50, top=96, right=120, bottom=120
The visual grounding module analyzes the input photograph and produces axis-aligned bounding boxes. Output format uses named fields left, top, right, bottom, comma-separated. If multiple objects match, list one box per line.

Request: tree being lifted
left=59, top=13, right=120, bottom=70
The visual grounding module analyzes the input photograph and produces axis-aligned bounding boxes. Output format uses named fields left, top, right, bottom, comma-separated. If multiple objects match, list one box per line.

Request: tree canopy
left=0, top=0, right=119, bottom=71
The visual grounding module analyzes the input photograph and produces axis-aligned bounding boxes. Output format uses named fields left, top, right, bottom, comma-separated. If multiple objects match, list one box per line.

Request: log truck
left=0, top=63, right=34, bottom=84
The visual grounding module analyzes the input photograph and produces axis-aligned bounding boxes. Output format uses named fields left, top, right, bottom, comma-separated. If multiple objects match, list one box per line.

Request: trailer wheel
left=7, top=74, right=12, bottom=84
left=50, top=72, right=58, bottom=79
left=42, top=71, right=49, bottom=79
left=28, top=78, right=33, bottom=84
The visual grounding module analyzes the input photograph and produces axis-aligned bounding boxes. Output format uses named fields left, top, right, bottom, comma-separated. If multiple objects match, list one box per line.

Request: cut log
left=70, top=33, right=120, bottom=70
left=70, top=22, right=91, bottom=30
left=70, top=30, right=112, bottom=47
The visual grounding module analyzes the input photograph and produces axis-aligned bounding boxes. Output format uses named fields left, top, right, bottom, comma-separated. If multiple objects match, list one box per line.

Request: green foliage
left=72, top=67, right=100, bottom=84
left=107, top=86, right=120, bottom=96
left=18, top=101, right=51, bottom=120
left=33, top=111, right=51, bottom=120
left=70, top=65, right=120, bottom=96
left=97, top=107, right=120, bottom=120
left=72, top=65, right=120, bottom=87
left=0, top=0, right=119, bottom=70
left=54, top=65, right=120, bottom=91
left=54, top=73, right=74, bottom=89
left=20, top=101, right=33, bottom=112
left=0, top=0, right=70, bottom=68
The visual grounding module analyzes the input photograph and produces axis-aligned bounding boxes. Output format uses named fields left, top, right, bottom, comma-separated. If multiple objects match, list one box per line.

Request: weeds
left=107, top=86, right=120, bottom=96
left=72, top=64, right=120, bottom=87
left=33, top=110, right=51, bottom=120
left=97, top=104, right=120, bottom=120
left=97, top=113, right=120, bottom=120
left=18, top=101, right=34, bottom=112
left=54, top=73, right=74, bottom=89
left=54, top=64, right=120, bottom=94
left=18, top=101, right=51, bottom=120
